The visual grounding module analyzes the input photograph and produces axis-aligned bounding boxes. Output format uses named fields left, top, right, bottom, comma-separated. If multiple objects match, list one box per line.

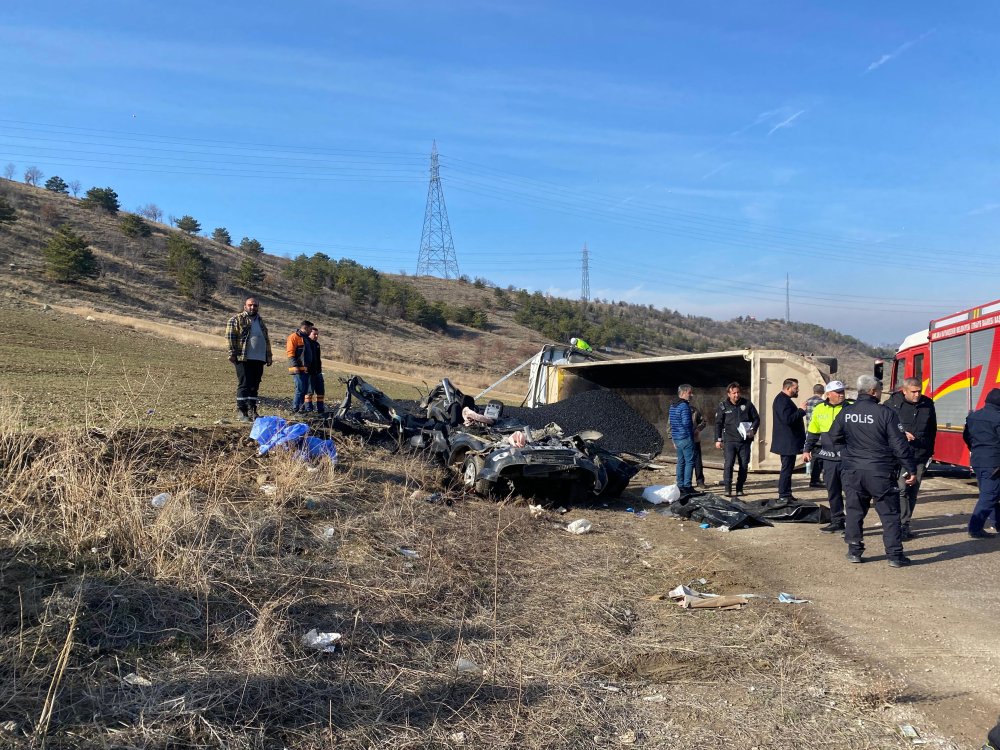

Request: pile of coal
left=505, top=389, right=662, bottom=456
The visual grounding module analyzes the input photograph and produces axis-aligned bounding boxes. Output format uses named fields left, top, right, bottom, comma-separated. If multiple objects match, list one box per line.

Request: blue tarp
left=250, top=416, right=337, bottom=462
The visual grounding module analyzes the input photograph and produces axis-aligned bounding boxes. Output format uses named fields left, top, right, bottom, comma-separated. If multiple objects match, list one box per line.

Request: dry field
left=0, top=295, right=971, bottom=748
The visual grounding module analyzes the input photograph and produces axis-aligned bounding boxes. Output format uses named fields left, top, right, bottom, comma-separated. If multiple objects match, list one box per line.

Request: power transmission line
left=581, top=243, right=590, bottom=302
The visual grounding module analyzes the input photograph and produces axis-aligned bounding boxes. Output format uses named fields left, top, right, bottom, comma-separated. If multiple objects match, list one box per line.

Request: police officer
left=802, top=380, right=852, bottom=533
left=828, top=374, right=917, bottom=567
left=714, top=382, right=760, bottom=498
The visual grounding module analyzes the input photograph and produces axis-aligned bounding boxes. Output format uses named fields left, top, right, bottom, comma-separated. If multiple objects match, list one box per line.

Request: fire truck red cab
left=889, top=299, right=1000, bottom=467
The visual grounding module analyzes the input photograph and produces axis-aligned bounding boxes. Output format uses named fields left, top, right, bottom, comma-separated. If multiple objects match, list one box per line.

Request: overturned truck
left=527, top=348, right=836, bottom=472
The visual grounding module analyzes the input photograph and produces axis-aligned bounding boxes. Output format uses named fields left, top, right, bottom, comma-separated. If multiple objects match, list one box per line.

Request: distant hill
left=0, top=177, right=890, bottom=389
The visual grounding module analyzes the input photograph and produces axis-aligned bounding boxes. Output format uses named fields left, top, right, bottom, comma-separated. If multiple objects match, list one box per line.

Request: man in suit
left=771, top=378, right=806, bottom=501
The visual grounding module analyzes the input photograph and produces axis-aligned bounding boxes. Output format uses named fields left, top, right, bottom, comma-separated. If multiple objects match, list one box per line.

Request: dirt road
left=634, top=467, right=1000, bottom=748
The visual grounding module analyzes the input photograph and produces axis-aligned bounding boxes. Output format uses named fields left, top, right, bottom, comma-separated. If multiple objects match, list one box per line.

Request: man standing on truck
left=829, top=375, right=917, bottom=567
left=771, top=378, right=806, bottom=502
left=803, top=381, right=851, bottom=533
left=885, top=377, right=937, bottom=539
left=714, top=382, right=760, bottom=498
left=962, top=387, right=1000, bottom=539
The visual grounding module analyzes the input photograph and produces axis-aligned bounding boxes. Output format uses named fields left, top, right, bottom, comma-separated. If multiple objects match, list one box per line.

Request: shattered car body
left=331, top=375, right=644, bottom=501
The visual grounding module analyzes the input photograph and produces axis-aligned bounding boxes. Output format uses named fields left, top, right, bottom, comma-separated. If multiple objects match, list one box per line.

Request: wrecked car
left=331, top=375, right=642, bottom=501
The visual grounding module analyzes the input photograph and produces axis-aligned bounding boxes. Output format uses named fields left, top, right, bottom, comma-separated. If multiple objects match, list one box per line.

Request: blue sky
left=3, top=1, right=999, bottom=346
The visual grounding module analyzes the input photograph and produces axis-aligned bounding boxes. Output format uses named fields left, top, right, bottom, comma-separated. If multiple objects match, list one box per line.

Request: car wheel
left=462, top=455, right=492, bottom=495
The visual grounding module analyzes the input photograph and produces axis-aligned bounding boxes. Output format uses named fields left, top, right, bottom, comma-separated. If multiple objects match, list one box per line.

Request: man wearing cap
left=962, top=388, right=1000, bottom=539
left=828, top=375, right=917, bottom=567
left=802, top=381, right=852, bottom=533
left=885, top=377, right=937, bottom=539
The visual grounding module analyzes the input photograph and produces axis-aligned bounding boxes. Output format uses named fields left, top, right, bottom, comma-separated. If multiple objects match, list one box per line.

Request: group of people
left=224, top=297, right=326, bottom=422
left=669, top=373, right=1000, bottom=567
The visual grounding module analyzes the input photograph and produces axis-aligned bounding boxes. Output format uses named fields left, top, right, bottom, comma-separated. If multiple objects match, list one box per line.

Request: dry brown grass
left=0, top=388, right=925, bottom=748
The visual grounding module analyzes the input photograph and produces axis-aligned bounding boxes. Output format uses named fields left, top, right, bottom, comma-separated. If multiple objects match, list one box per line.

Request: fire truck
left=882, top=298, right=1000, bottom=467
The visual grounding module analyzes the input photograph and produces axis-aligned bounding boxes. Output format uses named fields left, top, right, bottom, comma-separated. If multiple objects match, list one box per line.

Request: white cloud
left=767, top=109, right=806, bottom=136
left=865, top=29, right=936, bottom=73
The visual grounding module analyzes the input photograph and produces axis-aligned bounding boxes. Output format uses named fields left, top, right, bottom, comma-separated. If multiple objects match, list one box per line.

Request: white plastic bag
left=565, top=519, right=593, bottom=534
left=641, top=484, right=681, bottom=505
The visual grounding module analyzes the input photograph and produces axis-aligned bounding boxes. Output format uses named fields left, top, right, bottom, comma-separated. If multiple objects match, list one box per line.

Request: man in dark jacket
left=962, top=387, right=1000, bottom=538
left=771, top=378, right=806, bottom=501
left=668, top=384, right=696, bottom=495
left=829, top=375, right=917, bottom=567
left=803, top=380, right=852, bottom=533
left=714, top=382, right=760, bottom=498
left=885, top=378, right=937, bottom=539
left=285, top=320, right=315, bottom=414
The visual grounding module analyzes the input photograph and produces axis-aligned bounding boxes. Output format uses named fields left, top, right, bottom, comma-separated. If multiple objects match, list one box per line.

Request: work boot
left=887, top=556, right=912, bottom=568
left=820, top=522, right=845, bottom=534
left=845, top=552, right=863, bottom=564
left=968, top=530, right=997, bottom=539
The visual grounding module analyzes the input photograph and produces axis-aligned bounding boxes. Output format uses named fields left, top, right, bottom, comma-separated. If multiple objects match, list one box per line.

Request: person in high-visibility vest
left=570, top=337, right=593, bottom=353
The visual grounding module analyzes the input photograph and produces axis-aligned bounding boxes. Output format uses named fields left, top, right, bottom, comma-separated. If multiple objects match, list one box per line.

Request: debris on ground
left=642, top=484, right=681, bottom=505
left=777, top=592, right=810, bottom=604
left=301, top=629, right=342, bottom=653
left=122, top=673, right=153, bottom=687
left=565, top=519, right=593, bottom=534
left=150, top=492, right=170, bottom=508
left=454, top=658, right=482, bottom=676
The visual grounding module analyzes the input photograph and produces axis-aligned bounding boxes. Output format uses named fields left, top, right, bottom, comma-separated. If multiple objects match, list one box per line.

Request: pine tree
left=44, top=175, right=69, bottom=194
left=42, top=225, right=100, bottom=282
left=0, top=196, right=16, bottom=224
left=236, top=258, right=264, bottom=290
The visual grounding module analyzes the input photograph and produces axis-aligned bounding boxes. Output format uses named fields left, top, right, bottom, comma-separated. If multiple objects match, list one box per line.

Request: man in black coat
left=714, top=382, right=760, bottom=498
left=885, top=377, right=937, bottom=539
left=829, top=375, right=917, bottom=567
left=962, top=387, right=1000, bottom=538
left=770, top=378, right=806, bottom=501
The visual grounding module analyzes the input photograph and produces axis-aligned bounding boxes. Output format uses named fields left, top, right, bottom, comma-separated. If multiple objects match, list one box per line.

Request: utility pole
left=416, top=141, right=460, bottom=278
left=785, top=273, right=790, bottom=324
left=581, top=243, right=590, bottom=302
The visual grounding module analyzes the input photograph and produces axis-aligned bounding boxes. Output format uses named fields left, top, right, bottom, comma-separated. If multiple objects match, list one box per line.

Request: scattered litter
left=448, top=731, right=466, bottom=744
left=85, top=315, right=95, bottom=321
left=945, top=513, right=955, bottom=517
left=565, top=519, right=593, bottom=535
left=719, top=526, right=731, bottom=532
left=301, top=629, right=342, bottom=653
left=398, top=547, right=420, bottom=559
left=528, top=503, right=545, bottom=518
left=898, top=724, right=928, bottom=744
left=642, top=693, right=666, bottom=703
left=641, top=484, right=681, bottom=505
left=640, top=560, right=652, bottom=568
left=306, top=466, right=319, bottom=473
left=617, top=730, right=637, bottom=745
left=150, top=492, right=170, bottom=508
left=322, top=527, right=336, bottom=539
left=260, top=483, right=277, bottom=497
left=123, top=673, right=153, bottom=687
left=625, top=507, right=635, bottom=513
left=555, top=506, right=568, bottom=515
left=778, top=592, right=810, bottom=604
left=699, top=522, right=710, bottom=529
left=640, top=540, right=653, bottom=550
left=635, top=511, right=648, bottom=519
left=426, top=492, right=444, bottom=504
left=598, top=683, right=621, bottom=692
left=659, top=584, right=749, bottom=610
left=455, top=657, right=482, bottom=676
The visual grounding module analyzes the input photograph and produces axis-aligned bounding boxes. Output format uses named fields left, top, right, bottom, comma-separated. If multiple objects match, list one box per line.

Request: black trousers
left=692, top=441, right=705, bottom=484
left=824, top=460, right=844, bottom=524
left=897, top=462, right=926, bottom=531
left=723, top=440, right=750, bottom=493
left=777, top=454, right=796, bottom=498
left=234, top=360, right=265, bottom=413
left=842, top=467, right=904, bottom=560
left=810, top=457, right=823, bottom=483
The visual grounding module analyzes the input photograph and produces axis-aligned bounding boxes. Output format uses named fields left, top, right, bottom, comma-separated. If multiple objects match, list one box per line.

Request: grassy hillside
left=0, top=177, right=888, bottom=389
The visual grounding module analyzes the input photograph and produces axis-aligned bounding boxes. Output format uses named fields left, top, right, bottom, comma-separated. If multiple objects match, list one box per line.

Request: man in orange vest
left=285, top=319, right=314, bottom=414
